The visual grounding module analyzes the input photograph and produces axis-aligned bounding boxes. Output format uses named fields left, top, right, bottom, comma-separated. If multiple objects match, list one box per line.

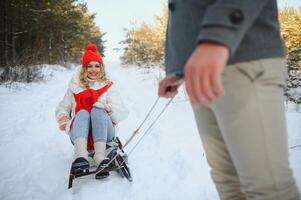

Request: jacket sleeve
left=105, top=86, right=129, bottom=123
left=197, top=0, right=269, bottom=56
left=55, top=88, right=73, bottom=122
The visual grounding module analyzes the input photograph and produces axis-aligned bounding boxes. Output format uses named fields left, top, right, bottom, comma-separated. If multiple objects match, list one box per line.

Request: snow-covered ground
left=0, top=61, right=300, bottom=200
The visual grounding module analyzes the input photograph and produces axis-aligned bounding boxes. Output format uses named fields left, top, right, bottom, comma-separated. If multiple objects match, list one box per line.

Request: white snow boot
left=93, top=141, right=108, bottom=166
left=74, top=137, right=89, bottom=159
left=94, top=141, right=110, bottom=179
left=71, top=137, right=90, bottom=175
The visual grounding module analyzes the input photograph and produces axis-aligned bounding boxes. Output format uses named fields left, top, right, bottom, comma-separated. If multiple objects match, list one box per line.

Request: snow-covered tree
left=285, top=48, right=301, bottom=105
left=279, top=7, right=301, bottom=105
left=279, top=7, right=301, bottom=52
left=120, top=6, right=167, bottom=68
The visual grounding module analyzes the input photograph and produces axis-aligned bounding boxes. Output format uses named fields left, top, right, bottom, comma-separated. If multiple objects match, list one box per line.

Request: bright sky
left=84, top=0, right=301, bottom=61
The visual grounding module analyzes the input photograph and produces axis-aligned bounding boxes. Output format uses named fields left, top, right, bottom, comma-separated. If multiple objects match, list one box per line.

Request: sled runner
left=68, top=137, right=132, bottom=189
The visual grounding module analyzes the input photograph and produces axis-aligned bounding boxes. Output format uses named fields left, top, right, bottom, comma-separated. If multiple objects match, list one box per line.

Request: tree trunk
left=11, top=2, right=16, bottom=65
left=62, top=33, right=68, bottom=66
left=0, top=0, right=4, bottom=67
left=4, top=0, right=9, bottom=66
left=48, top=32, right=52, bottom=64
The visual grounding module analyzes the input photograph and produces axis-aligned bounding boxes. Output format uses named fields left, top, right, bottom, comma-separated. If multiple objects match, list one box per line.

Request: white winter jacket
left=55, top=67, right=129, bottom=133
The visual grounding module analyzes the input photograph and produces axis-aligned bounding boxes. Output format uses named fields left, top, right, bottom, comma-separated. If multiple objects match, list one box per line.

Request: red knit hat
left=82, top=44, right=103, bottom=66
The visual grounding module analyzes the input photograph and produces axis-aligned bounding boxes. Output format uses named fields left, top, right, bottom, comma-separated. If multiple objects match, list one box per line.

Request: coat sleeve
left=55, top=88, right=73, bottom=122
left=197, top=0, right=269, bottom=56
left=105, top=85, right=129, bottom=123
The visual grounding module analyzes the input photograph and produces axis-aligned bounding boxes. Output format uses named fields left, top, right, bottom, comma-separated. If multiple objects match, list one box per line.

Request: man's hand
left=184, top=42, right=229, bottom=108
left=158, top=75, right=184, bottom=98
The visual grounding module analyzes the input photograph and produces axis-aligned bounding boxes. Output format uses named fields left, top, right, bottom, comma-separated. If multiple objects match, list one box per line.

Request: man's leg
left=213, top=58, right=300, bottom=200
left=194, top=106, right=247, bottom=200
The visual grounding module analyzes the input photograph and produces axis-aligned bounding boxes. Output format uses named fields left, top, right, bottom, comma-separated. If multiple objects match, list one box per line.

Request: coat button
left=168, top=2, right=175, bottom=12
left=230, top=9, right=244, bottom=24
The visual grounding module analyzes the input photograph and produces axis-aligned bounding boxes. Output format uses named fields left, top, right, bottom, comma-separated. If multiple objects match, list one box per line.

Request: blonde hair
left=79, top=64, right=109, bottom=89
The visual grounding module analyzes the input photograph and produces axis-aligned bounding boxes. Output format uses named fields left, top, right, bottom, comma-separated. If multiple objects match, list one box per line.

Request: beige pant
left=193, top=58, right=300, bottom=200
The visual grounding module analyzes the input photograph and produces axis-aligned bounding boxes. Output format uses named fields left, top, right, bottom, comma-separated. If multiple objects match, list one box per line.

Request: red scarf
left=71, top=81, right=113, bottom=151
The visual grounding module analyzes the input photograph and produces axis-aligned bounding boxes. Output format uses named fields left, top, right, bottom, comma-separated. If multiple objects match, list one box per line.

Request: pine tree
left=0, top=0, right=105, bottom=82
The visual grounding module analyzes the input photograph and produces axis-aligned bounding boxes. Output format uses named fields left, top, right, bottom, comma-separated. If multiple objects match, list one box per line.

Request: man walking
left=158, top=0, right=300, bottom=199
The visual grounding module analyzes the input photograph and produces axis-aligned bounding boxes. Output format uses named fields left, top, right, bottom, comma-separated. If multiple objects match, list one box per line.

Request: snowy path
left=0, top=62, right=300, bottom=200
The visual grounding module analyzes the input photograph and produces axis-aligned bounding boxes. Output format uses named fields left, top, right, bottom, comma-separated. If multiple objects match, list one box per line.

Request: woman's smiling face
left=86, top=61, right=102, bottom=80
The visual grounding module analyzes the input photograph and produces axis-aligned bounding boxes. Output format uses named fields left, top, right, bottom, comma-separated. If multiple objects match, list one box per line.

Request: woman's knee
left=69, top=110, right=91, bottom=144
left=91, top=107, right=109, bottom=119
left=76, top=109, right=90, bottom=120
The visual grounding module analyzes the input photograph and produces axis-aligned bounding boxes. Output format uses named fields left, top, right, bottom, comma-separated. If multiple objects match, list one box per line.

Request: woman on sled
left=55, top=44, right=128, bottom=179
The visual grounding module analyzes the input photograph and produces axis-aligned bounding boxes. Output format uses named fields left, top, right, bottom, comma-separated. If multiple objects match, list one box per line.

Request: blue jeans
left=69, top=108, right=115, bottom=143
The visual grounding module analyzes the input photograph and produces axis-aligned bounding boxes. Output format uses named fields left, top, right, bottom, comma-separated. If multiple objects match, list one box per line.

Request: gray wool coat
left=165, top=0, right=286, bottom=76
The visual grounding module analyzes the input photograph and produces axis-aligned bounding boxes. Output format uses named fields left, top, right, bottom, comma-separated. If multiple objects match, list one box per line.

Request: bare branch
left=28, top=8, right=50, bottom=13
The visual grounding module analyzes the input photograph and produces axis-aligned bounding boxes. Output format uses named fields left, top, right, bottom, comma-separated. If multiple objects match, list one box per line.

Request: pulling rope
left=127, top=96, right=174, bottom=156
left=290, top=144, right=301, bottom=150
left=123, top=96, right=160, bottom=148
